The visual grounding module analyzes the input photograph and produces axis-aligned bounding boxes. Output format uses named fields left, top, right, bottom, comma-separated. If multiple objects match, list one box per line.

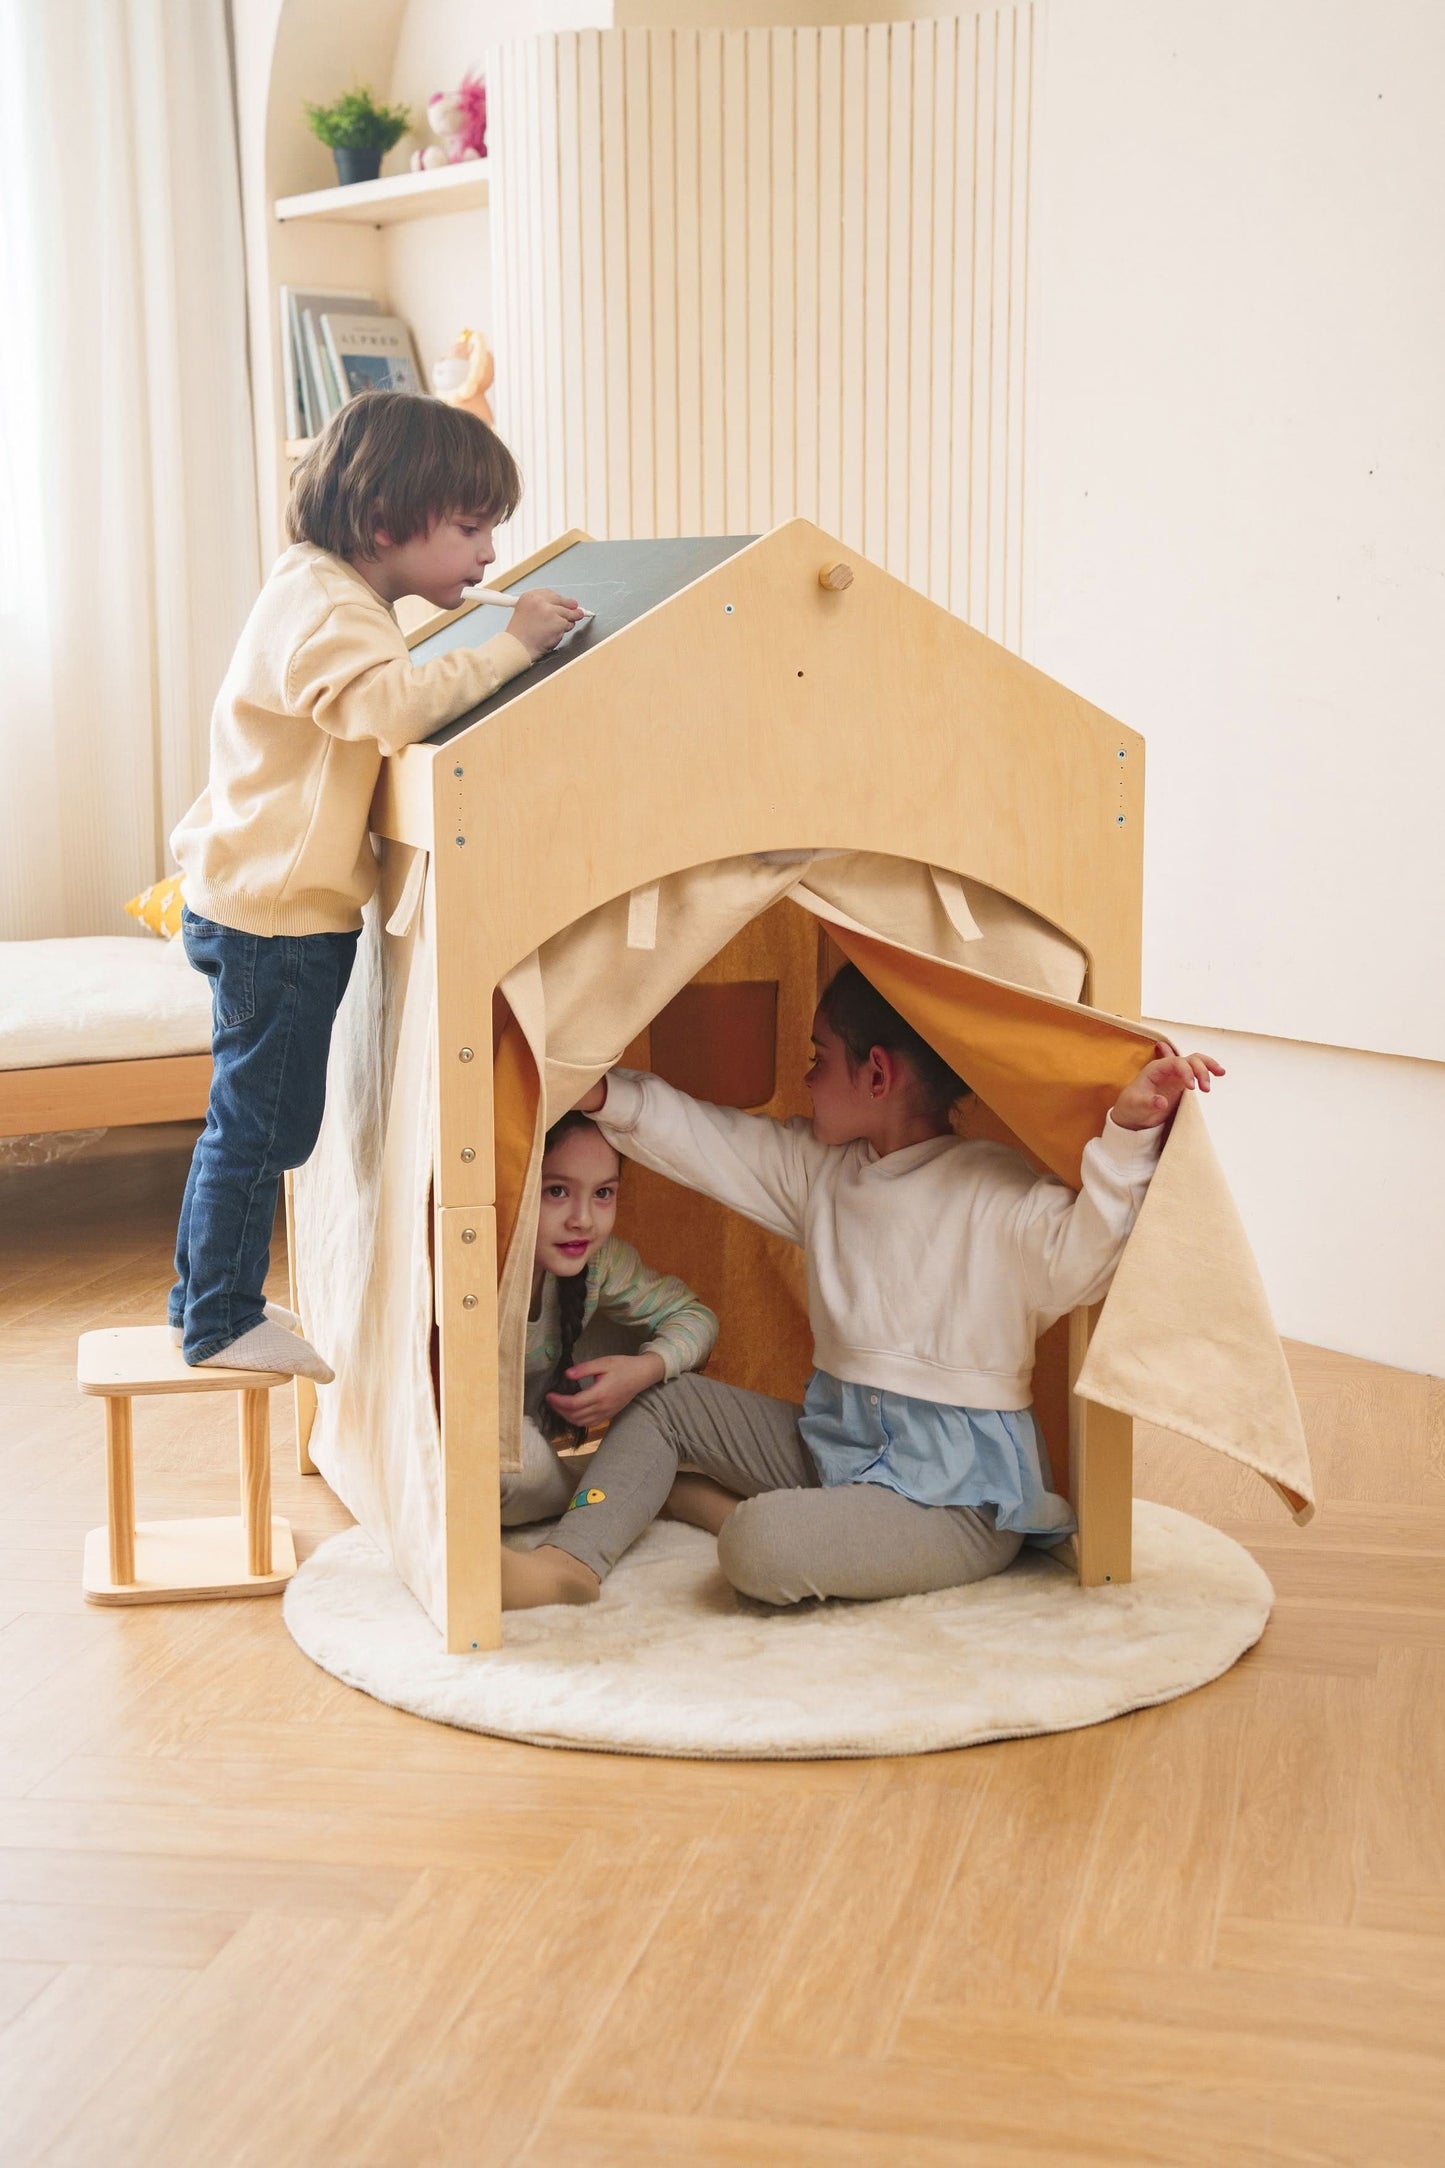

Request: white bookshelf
left=234, top=0, right=503, bottom=550
left=275, top=160, right=490, bottom=229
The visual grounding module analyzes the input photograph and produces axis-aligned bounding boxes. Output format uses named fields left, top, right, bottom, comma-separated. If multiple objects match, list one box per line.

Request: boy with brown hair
left=169, top=391, right=582, bottom=1380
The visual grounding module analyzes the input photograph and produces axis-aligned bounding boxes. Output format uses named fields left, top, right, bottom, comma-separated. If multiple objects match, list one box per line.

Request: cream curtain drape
left=0, top=0, right=259, bottom=939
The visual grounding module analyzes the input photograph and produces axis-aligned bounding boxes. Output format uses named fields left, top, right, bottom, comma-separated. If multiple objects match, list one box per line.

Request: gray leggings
left=543, top=1373, right=1023, bottom=1605
left=500, top=1417, right=585, bottom=1527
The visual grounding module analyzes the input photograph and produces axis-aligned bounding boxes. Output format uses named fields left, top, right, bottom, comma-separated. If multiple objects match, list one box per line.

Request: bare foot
left=500, top=1543, right=601, bottom=1611
left=659, top=1471, right=741, bottom=1538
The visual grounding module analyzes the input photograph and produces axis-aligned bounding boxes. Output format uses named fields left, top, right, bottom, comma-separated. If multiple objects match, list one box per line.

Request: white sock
left=171, top=1301, right=300, bottom=1348
left=196, top=1319, right=334, bottom=1384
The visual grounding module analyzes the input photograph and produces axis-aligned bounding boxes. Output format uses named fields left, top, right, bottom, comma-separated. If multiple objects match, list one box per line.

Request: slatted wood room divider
left=487, top=10, right=1035, bottom=650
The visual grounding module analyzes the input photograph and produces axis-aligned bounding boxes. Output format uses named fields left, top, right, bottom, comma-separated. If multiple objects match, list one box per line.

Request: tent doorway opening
left=505, top=883, right=1083, bottom=1506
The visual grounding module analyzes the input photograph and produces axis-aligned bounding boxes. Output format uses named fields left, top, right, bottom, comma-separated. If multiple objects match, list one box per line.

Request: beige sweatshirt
left=598, top=1070, right=1161, bottom=1411
left=170, top=543, right=532, bottom=937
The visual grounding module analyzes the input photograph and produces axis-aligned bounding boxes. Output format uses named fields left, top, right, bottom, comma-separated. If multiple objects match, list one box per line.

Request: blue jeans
left=170, top=908, right=359, bottom=1363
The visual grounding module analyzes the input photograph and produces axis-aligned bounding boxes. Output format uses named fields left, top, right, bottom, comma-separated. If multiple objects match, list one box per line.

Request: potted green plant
left=303, top=85, right=412, bottom=187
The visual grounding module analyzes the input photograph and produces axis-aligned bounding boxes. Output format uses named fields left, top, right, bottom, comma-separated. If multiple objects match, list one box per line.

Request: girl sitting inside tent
left=501, top=1111, right=719, bottom=1529
left=500, top=966, right=1222, bottom=1611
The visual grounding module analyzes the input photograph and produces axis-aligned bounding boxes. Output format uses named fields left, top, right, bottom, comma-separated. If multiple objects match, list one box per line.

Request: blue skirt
left=798, top=1370, right=1076, bottom=1542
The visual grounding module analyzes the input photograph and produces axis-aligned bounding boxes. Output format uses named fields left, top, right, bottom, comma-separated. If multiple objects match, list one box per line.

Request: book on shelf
left=279, top=286, right=382, bottom=438
left=321, top=312, right=425, bottom=400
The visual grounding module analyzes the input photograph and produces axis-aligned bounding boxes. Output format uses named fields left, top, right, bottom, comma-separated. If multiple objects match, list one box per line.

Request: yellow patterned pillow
left=125, top=874, right=186, bottom=939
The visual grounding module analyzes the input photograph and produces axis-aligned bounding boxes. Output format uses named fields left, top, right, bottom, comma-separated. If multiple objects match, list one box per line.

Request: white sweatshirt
left=597, top=1071, right=1162, bottom=1412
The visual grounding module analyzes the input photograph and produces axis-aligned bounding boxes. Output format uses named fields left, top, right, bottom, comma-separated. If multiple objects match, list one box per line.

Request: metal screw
left=459, top=1047, right=474, bottom=1062
left=471, top=1640, right=479, bottom=1649
left=454, top=764, right=464, bottom=777
left=462, top=1293, right=478, bottom=1309
left=461, top=1146, right=475, bottom=1163
left=462, top=1227, right=477, bottom=1243
left=455, top=835, right=466, bottom=847
left=1118, top=749, right=1126, bottom=760
left=724, top=603, right=734, bottom=614
left=1116, top=815, right=1126, bottom=826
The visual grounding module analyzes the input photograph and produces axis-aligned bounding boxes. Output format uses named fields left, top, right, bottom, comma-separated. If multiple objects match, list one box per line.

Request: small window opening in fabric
left=648, top=980, right=779, bottom=1108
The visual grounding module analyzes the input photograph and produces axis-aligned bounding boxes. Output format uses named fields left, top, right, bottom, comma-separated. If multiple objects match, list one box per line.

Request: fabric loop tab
left=385, top=848, right=429, bottom=938
left=930, top=867, right=983, bottom=943
left=626, top=883, right=661, bottom=951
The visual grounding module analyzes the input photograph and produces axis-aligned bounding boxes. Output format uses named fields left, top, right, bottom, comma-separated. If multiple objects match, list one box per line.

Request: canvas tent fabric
left=295, top=844, right=1313, bottom=1636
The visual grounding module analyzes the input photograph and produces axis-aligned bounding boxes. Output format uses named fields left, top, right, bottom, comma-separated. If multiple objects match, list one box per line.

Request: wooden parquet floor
left=1, top=1126, right=1443, bottom=2166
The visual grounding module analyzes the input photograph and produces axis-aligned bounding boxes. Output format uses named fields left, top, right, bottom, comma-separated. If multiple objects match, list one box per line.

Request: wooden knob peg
left=818, top=561, right=854, bottom=591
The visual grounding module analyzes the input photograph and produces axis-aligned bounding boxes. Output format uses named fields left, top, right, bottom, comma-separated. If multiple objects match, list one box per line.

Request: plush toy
left=431, top=328, right=495, bottom=425
left=409, top=71, right=487, bottom=172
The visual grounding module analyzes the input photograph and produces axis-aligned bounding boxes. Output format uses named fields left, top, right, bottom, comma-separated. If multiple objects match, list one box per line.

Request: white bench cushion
left=0, top=937, right=213, bottom=1070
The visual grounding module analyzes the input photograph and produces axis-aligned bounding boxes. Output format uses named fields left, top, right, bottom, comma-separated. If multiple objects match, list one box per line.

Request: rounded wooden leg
left=238, top=1389, right=272, bottom=1577
left=105, top=1397, right=135, bottom=1585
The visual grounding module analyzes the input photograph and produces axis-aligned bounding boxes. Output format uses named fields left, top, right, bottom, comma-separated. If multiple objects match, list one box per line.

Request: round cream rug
left=283, top=1501, right=1271, bottom=1760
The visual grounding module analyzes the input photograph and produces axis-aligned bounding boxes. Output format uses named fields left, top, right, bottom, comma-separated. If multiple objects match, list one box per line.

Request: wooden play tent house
left=291, top=521, right=1313, bottom=1654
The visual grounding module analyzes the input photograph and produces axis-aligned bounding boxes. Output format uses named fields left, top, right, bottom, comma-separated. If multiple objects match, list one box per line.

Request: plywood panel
left=0, top=1055, right=210, bottom=1139
left=614, top=899, right=817, bottom=1408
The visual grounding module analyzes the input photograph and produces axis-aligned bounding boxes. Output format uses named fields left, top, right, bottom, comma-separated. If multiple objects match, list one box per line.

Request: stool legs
left=238, top=1388, right=273, bottom=1578
left=80, top=1327, right=296, bottom=1605
left=105, top=1397, right=135, bottom=1585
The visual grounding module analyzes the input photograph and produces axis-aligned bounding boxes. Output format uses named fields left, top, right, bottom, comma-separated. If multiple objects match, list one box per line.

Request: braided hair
left=537, top=1110, right=606, bottom=1447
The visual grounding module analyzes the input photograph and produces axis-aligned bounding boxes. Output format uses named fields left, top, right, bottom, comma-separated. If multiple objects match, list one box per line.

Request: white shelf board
left=275, top=160, right=489, bottom=228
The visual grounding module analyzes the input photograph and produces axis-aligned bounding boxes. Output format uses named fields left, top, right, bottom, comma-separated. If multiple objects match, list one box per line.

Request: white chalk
left=466, top=585, right=593, bottom=622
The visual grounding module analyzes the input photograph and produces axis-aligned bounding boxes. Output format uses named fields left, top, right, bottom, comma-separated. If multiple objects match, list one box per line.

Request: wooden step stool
left=78, top=1325, right=297, bottom=1605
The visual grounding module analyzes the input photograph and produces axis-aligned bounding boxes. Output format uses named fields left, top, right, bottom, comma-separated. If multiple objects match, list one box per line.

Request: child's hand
left=574, top=1079, right=607, bottom=1114
left=546, top=1352, right=665, bottom=1428
left=1112, top=1047, right=1225, bottom=1131
left=509, top=588, right=587, bottom=660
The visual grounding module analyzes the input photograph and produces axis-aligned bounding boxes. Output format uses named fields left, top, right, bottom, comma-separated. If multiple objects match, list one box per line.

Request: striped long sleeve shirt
left=525, top=1234, right=718, bottom=1389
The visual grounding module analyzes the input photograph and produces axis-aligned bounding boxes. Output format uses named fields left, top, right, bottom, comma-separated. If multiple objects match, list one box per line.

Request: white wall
left=1026, top=0, right=1443, bottom=1375
left=1028, top=0, right=1445, bottom=1068
left=1148, top=1022, right=1445, bottom=1376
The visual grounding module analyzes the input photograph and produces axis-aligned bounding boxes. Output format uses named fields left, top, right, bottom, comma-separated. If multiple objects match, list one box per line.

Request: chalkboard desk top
left=413, top=536, right=755, bottom=747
